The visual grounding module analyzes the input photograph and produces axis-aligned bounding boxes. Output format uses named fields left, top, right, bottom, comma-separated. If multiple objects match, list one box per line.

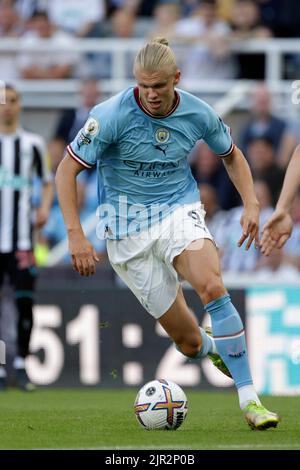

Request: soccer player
left=0, top=85, right=53, bottom=391
left=261, top=144, right=300, bottom=255
left=56, top=38, right=280, bottom=430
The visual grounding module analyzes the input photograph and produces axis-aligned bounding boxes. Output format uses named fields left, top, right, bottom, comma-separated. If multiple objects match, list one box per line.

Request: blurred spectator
left=18, top=10, right=78, bottom=79
left=41, top=78, right=105, bottom=262
left=87, top=7, right=143, bottom=79
left=283, top=191, right=300, bottom=270
left=220, top=180, right=273, bottom=273
left=256, top=0, right=300, bottom=78
left=15, top=0, right=47, bottom=22
left=181, top=0, right=200, bottom=17
left=198, top=182, right=227, bottom=246
left=230, top=0, right=271, bottom=39
left=40, top=181, right=84, bottom=250
left=257, top=0, right=300, bottom=38
left=50, top=78, right=101, bottom=162
left=48, top=79, right=101, bottom=195
left=137, top=0, right=161, bottom=16
left=46, top=0, right=106, bottom=37
left=246, top=136, right=284, bottom=205
left=148, top=1, right=181, bottom=41
left=239, top=84, right=287, bottom=160
left=229, top=0, right=272, bottom=79
left=254, top=248, right=299, bottom=281
left=0, top=0, right=23, bottom=79
left=171, top=0, right=236, bottom=80
left=277, top=117, right=300, bottom=169
left=0, top=0, right=22, bottom=36
left=189, top=140, right=240, bottom=210
left=106, top=0, right=160, bottom=16
left=254, top=178, right=273, bottom=212
left=108, top=6, right=143, bottom=37
left=106, top=0, right=139, bottom=14
left=216, top=0, right=236, bottom=21
left=41, top=170, right=106, bottom=262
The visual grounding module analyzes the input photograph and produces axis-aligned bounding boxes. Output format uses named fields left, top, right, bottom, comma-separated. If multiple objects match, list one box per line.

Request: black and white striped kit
left=0, top=128, right=52, bottom=253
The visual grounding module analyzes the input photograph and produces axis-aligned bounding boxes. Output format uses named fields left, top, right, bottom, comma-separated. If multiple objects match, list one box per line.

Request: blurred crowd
left=1, top=0, right=300, bottom=80
left=1, top=0, right=300, bottom=278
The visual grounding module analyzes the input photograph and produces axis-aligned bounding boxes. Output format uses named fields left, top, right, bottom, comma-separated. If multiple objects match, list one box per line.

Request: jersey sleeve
left=67, top=106, right=115, bottom=169
left=202, top=106, right=234, bottom=157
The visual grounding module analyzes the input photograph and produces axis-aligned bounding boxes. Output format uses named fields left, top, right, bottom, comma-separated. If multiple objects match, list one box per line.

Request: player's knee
left=195, top=277, right=226, bottom=305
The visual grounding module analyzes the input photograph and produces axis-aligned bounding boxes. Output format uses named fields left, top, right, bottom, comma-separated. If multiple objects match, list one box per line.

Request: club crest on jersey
left=84, top=117, right=100, bottom=136
left=155, top=128, right=170, bottom=144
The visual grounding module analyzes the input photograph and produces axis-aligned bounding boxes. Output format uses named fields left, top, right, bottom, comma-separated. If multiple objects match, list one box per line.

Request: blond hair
left=133, top=37, right=177, bottom=74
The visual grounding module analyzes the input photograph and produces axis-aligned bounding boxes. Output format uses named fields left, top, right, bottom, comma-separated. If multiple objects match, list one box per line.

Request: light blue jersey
left=68, top=87, right=233, bottom=239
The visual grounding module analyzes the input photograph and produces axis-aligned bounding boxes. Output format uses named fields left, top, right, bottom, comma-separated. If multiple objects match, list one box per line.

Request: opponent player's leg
left=12, top=251, right=36, bottom=391
left=174, top=239, right=280, bottom=430
left=0, top=255, right=8, bottom=391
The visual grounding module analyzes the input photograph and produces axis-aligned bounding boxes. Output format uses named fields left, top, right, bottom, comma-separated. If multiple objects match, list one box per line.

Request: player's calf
left=175, top=334, right=202, bottom=358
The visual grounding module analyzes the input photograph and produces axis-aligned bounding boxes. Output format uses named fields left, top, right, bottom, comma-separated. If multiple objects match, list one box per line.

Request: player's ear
left=174, top=69, right=181, bottom=86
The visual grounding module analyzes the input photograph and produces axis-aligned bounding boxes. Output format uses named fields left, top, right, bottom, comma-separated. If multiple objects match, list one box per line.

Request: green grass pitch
left=0, top=389, right=299, bottom=450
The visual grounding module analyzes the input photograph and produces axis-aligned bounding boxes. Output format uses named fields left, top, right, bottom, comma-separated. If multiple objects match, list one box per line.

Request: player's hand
left=238, top=203, right=260, bottom=250
left=35, top=207, right=50, bottom=228
left=260, top=209, right=293, bottom=256
left=68, top=230, right=99, bottom=276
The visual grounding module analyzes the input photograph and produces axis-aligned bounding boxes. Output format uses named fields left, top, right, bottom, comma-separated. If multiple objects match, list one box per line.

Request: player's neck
left=0, top=122, right=18, bottom=134
left=166, top=94, right=178, bottom=115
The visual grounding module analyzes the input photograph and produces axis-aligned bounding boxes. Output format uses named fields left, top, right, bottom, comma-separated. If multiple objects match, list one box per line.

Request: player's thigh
left=108, top=240, right=179, bottom=318
left=3, top=253, right=18, bottom=288
left=158, top=285, right=201, bottom=346
left=173, top=238, right=226, bottom=296
left=0, top=254, right=7, bottom=287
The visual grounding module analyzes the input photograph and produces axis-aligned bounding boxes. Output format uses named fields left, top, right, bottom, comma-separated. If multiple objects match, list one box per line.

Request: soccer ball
left=134, top=379, right=188, bottom=430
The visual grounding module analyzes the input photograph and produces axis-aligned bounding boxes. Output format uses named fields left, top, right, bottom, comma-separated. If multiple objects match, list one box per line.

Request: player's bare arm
left=261, top=144, right=300, bottom=255
left=35, top=181, right=54, bottom=228
left=55, top=155, right=99, bottom=276
left=222, top=146, right=259, bottom=250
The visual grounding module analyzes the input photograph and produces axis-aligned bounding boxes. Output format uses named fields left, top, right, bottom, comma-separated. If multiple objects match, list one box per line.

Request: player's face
left=0, top=89, right=21, bottom=126
left=135, top=67, right=181, bottom=116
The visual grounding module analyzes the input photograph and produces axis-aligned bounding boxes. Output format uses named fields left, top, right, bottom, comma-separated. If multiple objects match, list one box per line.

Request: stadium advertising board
left=23, top=288, right=244, bottom=390
left=246, top=287, right=300, bottom=395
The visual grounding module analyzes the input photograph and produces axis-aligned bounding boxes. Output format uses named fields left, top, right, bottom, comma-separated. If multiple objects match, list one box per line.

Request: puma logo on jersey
left=155, top=145, right=167, bottom=157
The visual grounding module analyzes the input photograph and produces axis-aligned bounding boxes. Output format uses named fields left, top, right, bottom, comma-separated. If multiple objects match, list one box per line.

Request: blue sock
left=197, top=327, right=215, bottom=357
left=205, top=294, right=253, bottom=388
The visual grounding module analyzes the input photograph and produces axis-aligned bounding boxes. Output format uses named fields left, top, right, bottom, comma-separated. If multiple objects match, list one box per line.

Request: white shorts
left=106, top=202, right=214, bottom=319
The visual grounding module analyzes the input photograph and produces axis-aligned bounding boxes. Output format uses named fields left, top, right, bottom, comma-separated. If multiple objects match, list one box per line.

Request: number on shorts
left=188, top=209, right=207, bottom=231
